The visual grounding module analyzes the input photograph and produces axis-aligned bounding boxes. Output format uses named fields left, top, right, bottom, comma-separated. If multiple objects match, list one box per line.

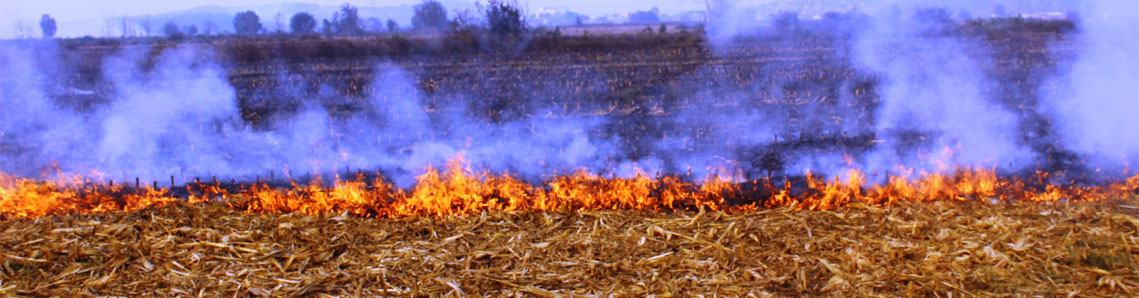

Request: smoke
left=852, top=9, right=1032, bottom=176
left=1040, top=1, right=1139, bottom=173
left=0, top=42, right=623, bottom=186
left=1, top=41, right=93, bottom=178
left=655, top=2, right=1133, bottom=182
left=1, top=2, right=1135, bottom=187
left=2, top=44, right=269, bottom=182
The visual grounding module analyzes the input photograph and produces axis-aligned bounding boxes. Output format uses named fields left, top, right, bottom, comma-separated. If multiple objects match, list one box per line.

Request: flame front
left=2, top=159, right=1137, bottom=219
left=0, top=172, right=177, bottom=218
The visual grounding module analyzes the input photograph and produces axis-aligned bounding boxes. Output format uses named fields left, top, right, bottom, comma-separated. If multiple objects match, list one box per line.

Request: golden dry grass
left=2, top=196, right=1137, bottom=297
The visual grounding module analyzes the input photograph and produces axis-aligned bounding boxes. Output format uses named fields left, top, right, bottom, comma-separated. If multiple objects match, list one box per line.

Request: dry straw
left=2, top=196, right=1136, bottom=296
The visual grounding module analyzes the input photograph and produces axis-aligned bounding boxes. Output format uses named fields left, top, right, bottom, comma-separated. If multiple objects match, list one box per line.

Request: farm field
left=2, top=18, right=1137, bottom=296
left=15, top=28, right=1078, bottom=182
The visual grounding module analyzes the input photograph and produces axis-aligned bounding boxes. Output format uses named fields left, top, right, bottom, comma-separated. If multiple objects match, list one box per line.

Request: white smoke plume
left=1, top=1, right=1134, bottom=187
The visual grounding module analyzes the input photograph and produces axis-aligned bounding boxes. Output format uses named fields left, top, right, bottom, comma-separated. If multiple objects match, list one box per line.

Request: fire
left=395, top=159, right=536, bottom=216
left=0, top=173, right=178, bottom=218
left=237, top=175, right=390, bottom=217
left=546, top=170, right=725, bottom=212
left=2, top=158, right=1138, bottom=219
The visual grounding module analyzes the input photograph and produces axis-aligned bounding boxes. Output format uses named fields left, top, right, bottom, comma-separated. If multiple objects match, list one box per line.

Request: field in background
left=6, top=19, right=1080, bottom=184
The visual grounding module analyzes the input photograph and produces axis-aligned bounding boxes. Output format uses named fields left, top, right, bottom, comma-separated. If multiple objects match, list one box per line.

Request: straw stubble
left=1, top=196, right=1136, bottom=296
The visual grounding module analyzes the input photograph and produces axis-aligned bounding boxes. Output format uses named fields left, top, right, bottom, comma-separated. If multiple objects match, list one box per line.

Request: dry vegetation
left=0, top=19, right=1123, bottom=296
left=2, top=196, right=1136, bottom=296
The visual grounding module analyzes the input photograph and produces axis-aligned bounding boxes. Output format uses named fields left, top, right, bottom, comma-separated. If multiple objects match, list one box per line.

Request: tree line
left=221, top=0, right=523, bottom=37
left=26, top=0, right=524, bottom=39
left=28, top=3, right=1074, bottom=41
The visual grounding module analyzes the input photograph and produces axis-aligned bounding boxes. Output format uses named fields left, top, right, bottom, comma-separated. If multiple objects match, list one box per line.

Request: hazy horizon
left=0, top=0, right=712, bottom=38
left=3, top=0, right=1115, bottom=39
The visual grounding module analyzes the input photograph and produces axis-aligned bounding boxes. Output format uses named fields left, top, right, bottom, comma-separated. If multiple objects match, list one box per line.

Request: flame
left=2, top=158, right=1138, bottom=219
left=395, top=158, right=537, bottom=216
left=237, top=174, right=391, bottom=217
left=0, top=172, right=177, bottom=218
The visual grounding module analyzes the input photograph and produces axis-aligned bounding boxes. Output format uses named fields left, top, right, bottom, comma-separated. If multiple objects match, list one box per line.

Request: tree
left=387, top=19, right=398, bottom=32
left=450, top=9, right=477, bottom=31
left=187, top=24, right=199, bottom=36
left=204, top=20, right=218, bottom=35
left=163, top=21, right=184, bottom=40
left=275, top=12, right=284, bottom=33
left=367, top=17, right=383, bottom=32
left=333, top=3, right=363, bottom=35
left=234, top=11, right=262, bottom=35
left=322, top=19, right=333, bottom=34
left=773, top=11, right=800, bottom=32
left=290, top=12, right=317, bottom=34
left=628, top=8, right=660, bottom=24
left=119, top=17, right=135, bottom=37
left=140, top=15, right=152, bottom=36
left=412, top=0, right=449, bottom=31
left=485, top=0, right=525, bottom=36
left=40, top=14, right=57, bottom=38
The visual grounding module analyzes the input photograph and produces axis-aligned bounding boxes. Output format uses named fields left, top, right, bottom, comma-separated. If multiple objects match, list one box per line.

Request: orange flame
left=0, top=172, right=177, bottom=218
left=2, top=158, right=1138, bottom=219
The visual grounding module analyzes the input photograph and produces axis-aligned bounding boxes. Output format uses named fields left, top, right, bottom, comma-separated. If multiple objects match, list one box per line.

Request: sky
left=0, top=0, right=709, bottom=23
left=1, top=0, right=717, bottom=38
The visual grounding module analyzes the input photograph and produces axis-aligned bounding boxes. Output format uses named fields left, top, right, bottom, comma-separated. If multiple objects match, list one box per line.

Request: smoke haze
left=1, top=2, right=1136, bottom=188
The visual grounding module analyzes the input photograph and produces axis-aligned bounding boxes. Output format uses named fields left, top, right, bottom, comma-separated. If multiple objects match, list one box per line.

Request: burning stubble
left=0, top=4, right=1136, bottom=217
